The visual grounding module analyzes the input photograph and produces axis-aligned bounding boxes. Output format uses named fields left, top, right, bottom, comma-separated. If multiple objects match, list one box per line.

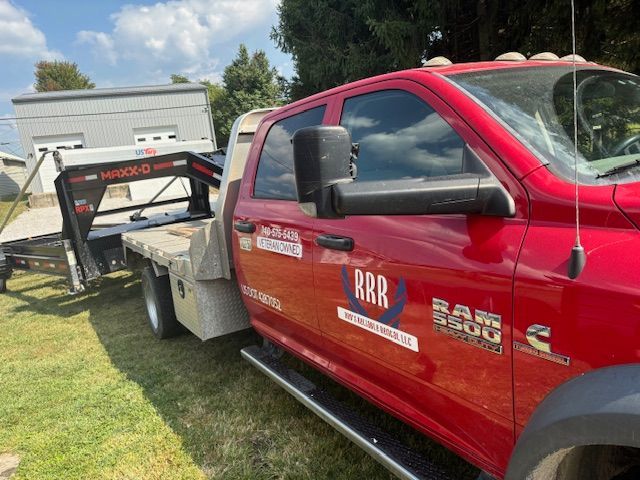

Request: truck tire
left=141, top=266, right=181, bottom=339
left=558, top=445, right=640, bottom=480
left=0, top=278, right=6, bottom=293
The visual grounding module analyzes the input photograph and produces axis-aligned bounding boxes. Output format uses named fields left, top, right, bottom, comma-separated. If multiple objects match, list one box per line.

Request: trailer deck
left=2, top=234, right=82, bottom=291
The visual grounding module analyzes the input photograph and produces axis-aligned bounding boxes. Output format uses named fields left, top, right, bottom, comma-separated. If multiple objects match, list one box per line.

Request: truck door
left=312, top=81, right=528, bottom=467
left=234, top=104, right=328, bottom=350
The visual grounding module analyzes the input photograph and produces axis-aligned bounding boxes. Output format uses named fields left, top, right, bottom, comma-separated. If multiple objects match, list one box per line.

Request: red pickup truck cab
left=233, top=57, right=640, bottom=480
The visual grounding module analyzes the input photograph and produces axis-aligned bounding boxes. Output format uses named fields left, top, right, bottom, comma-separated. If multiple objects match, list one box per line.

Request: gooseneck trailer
left=0, top=149, right=223, bottom=293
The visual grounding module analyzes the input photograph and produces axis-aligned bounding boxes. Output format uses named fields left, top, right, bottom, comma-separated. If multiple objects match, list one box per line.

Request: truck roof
left=418, top=59, right=605, bottom=75
left=266, top=59, right=618, bottom=122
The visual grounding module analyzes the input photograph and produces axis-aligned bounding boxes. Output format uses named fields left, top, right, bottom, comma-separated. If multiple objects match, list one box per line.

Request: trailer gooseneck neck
left=0, top=150, right=223, bottom=293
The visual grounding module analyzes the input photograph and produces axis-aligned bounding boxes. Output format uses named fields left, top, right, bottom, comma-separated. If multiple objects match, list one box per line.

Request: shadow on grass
left=6, top=271, right=478, bottom=480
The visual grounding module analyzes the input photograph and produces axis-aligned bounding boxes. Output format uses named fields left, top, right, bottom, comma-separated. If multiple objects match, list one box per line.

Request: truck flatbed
left=122, top=216, right=249, bottom=341
left=115, top=109, right=272, bottom=340
left=121, top=218, right=213, bottom=272
left=118, top=109, right=278, bottom=342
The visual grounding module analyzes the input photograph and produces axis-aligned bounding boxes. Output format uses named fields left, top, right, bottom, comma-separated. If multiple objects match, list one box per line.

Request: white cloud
left=342, top=114, right=380, bottom=129
left=275, top=60, right=292, bottom=76
left=76, top=0, right=278, bottom=81
left=0, top=82, right=34, bottom=103
left=76, top=31, right=117, bottom=66
left=0, top=0, right=61, bottom=60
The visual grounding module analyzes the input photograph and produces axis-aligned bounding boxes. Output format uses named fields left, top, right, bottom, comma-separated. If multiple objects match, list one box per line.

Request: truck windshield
left=449, top=67, right=640, bottom=184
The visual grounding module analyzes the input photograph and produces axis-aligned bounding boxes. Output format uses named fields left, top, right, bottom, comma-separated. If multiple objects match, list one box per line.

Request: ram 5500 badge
left=432, top=297, right=503, bottom=354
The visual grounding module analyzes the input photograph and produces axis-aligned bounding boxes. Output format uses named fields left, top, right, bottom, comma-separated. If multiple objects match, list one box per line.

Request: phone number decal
left=257, top=225, right=302, bottom=258
left=260, top=225, right=300, bottom=242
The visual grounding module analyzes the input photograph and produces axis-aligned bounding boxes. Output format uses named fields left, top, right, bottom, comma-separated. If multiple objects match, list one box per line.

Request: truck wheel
left=0, top=278, right=6, bottom=293
left=554, top=445, right=640, bottom=480
left=141, top=266, right=181, bottom=339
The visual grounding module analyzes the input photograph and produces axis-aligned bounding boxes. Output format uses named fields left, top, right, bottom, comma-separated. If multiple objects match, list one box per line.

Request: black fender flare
left=506, top=364, right=640, bottom=480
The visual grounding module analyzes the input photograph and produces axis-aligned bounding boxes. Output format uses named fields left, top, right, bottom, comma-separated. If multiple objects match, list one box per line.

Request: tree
left=170, top=74, right=224, bottom=142
left=272, top=0, right=404, bottom=99
left=169, top=46, right=283, bottom=147
left=200, top=80, right=224, bottom=107
left=498, top=0, right=640, bottom=73
left=359, top=1, right=441, bottom=66
left=212, top=45, right=284, bottom=146
left=170, top=74, right=224, bottom=105
left=170, top=73, right=190, bottom=84
left=273, top=0, right=640, bottom=100
left=34, top=61, right=95, bottom=92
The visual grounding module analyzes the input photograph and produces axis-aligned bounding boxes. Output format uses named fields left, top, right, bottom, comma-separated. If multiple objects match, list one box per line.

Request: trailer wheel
left=0, top=278, right=6, bottom=293
left=141, top=266, right=181, bottom=339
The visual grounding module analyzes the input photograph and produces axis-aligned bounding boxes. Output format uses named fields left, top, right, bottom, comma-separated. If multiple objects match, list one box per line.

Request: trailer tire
left=141, top=266, right=181, bottom=339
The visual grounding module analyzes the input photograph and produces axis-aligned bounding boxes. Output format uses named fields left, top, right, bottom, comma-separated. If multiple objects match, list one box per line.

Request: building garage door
left=32, top=134, right=85, bottom=193
left=133, top=126, right=178, bottom=145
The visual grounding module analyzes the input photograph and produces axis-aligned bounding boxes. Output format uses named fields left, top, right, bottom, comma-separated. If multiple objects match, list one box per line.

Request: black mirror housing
left=333, top=174, right=515, bottom=217
left=332, top=145, right=515, bottom=218
left=292, top=131, right=515, bottom=219
left=292, top=125, right=353, bottom=218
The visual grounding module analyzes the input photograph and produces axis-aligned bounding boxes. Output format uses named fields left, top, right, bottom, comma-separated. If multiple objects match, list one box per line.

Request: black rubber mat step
left=241, top=345, right=454, bottom=480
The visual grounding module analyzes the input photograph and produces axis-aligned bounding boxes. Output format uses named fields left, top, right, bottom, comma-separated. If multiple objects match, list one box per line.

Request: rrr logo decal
left=338, top=266, right=419, bottom=352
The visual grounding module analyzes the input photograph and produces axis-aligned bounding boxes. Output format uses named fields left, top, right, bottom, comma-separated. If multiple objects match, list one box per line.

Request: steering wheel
left=611, top=134, right=640, bottom=157
left=576, top=76, right=610, bottom=158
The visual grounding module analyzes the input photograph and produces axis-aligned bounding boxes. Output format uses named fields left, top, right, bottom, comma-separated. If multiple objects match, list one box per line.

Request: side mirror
left=292, top=126, right=353, bottom=218
left=333, top=173, right=515, bottom=217
left=292, top=129, right=515, bottom=218
left=333, top=145, right=515, bottom=217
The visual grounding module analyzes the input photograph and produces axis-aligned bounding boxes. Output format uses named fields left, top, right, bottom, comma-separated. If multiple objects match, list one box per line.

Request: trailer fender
left=506, top=364, right=640, bottom=479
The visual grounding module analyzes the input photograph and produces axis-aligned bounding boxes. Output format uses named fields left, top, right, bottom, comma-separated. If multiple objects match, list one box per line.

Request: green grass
left=0, top=263, right=476, bottom=479
left=0, top=194, right=28, bottom=228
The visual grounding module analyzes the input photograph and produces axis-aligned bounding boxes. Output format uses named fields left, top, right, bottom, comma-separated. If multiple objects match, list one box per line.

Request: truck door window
left=340, top=90, right=464, bottom=181
left=254, top=105, right=326, bottom=200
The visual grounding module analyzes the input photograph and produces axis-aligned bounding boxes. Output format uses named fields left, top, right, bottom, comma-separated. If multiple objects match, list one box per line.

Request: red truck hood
left=615, top=183, right=640, bottom=228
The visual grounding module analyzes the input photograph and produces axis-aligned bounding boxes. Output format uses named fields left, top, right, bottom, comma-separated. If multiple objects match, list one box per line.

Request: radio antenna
left=567, top=0, right=586, bottom=279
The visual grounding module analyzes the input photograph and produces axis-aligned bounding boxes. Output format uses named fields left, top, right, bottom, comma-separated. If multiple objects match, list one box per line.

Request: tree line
left=273, top=0, right=639, bottom=99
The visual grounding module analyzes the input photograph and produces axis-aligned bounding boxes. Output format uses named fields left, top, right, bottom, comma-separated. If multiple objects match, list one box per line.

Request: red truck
left=231, top=55, right=640, bottom=480
left=8, top=54, right=640, bottom=479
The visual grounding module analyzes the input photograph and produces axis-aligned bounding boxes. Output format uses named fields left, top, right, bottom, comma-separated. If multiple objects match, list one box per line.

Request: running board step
left=240, top=345, right=453, bottom=480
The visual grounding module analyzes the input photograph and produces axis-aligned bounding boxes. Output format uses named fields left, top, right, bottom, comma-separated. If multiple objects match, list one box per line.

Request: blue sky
left=0, top=0, right=293, bottom=157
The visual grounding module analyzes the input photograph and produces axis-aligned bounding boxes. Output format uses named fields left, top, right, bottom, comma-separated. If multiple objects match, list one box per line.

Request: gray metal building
left=0, top=152, right=27, bottom=198
left=12, top=83, right=216, bottom=194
